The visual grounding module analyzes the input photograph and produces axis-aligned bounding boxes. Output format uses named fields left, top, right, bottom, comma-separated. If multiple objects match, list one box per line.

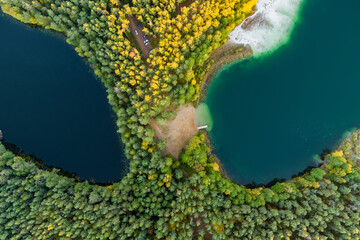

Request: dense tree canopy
left=1, top=0, right=359, bottom=239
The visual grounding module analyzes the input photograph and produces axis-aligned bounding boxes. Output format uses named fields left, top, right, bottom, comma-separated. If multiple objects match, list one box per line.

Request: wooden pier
left=197, top=125, right=208, bottom=130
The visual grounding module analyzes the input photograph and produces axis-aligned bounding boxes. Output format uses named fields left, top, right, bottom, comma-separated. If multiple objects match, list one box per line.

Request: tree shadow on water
left=0, top=138, right=118, bottom=186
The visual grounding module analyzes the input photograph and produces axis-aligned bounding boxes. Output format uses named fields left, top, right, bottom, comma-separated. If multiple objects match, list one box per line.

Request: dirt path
left=128, top=16, right=153, bottom=58
left=150, top=105, right=198, bottom=159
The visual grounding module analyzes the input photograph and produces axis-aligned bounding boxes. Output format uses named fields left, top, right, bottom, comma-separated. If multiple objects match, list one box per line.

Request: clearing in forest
left=151, top=105, right=198, bottom=159
left=128, top=16, right=153, bottom=58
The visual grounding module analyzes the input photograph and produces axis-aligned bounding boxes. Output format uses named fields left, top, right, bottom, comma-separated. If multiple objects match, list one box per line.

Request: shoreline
left=335, top=129, right=360, bottom=166
left=200, top=129, right=232, bottom=181
left=197, top=41, right=253, bottom=105
left=193, top=0, right=316, bottom=187
left=229, top=0, right=305, bottom=56
left=0, top=138, right=125, bottom=186
left=195, top=36, right=360, bottom=187
left=202, top=124, right=360, bottom=188
left=193, top=6, right=260, bottom=184
left=196, top=40, right=254, bottom=184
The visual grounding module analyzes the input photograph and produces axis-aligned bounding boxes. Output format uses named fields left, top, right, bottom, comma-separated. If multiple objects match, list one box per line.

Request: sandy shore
left=150, top=40, right=254, bottom=160
left=150, top=105, right=198, bottom=159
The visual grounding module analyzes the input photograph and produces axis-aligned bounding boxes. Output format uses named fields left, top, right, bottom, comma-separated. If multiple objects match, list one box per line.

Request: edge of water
left=229, top=0, right=307, bottom=58
left=197, top=0, right=321, bottom=186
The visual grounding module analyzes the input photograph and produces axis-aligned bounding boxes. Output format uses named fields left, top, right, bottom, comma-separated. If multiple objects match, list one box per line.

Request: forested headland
left=1, top=0, right=360, bottom=239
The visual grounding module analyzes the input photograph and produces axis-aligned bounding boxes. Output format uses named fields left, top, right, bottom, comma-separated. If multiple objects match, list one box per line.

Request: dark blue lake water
left=205, top=0, right=360, bottom=185
left=0, top=11, right=127, bottom=182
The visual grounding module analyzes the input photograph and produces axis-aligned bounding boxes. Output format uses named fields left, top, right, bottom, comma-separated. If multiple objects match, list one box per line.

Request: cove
left=205, top=0, right=360, bottom=185
left=0, top=11, right=127, bottom=183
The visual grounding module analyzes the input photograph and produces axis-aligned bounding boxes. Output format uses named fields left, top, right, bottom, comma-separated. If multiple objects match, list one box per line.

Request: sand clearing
left=151, top=105, right=198, bottom=159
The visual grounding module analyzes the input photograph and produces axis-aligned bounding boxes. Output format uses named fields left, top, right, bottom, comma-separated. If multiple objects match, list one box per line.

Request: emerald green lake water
left=0, top=11, right=126, bottom=182
left=205, top=0, right=360, bottom=185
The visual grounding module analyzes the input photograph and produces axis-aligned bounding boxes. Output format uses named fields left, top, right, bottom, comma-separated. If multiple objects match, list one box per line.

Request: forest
left=0, top=0, right=359, bottom=239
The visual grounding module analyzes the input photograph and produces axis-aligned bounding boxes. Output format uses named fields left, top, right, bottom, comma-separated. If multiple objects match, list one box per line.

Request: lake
left=0, top=10, right=127, bottom=183
left=205, top=0, right=360, bottom=185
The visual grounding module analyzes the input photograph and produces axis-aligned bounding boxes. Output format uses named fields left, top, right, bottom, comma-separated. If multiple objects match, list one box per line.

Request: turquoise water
left=195, top=103, right=213, bottom=131
left=205, top=0, right=360, bottom=185
left=0, top=11, right=126, bottom=182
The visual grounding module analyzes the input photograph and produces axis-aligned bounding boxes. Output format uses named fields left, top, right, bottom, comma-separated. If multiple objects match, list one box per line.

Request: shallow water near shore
left=0, top=11, right=127, bottom=182
left=195, top=103, right=213, bottom=131
left=229, top=0, right=304, bottom=56
left=206, top=0, right=360, bottom=185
